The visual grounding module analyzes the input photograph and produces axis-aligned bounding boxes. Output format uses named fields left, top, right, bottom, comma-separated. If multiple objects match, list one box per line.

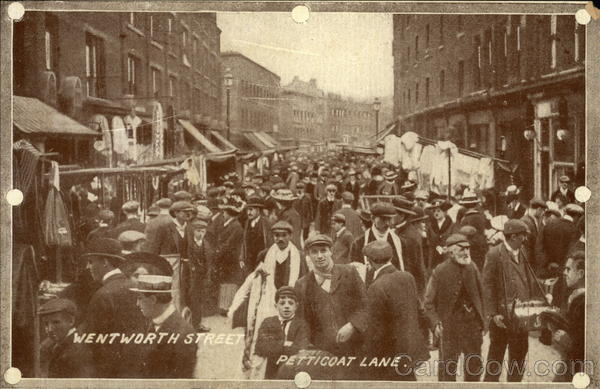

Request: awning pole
left=447, top=148, right=452, bottom=199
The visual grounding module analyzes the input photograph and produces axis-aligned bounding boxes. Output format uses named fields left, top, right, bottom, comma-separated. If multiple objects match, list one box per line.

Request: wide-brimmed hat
left=384, top=171, right=397, bottom=181
left=410, top=206, right=429, bottom=223
left=400, top=180, right=417, bottom=191
left=129, top=275, right=173, bottom=293
left=504, top=185, right=520, bottom=196
left=124, top=252, right=173, bottom=276
left=272, top=188, right=298, bottom=202
left=392, top=196, right=417, bottom=216
left=426, top=199, right=452, bottom=212
left=81, top=238, right=126, bottom=266
left=218, top=195, right=246, bottom=214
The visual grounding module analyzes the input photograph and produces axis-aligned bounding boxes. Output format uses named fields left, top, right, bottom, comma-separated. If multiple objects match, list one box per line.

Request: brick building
left=14, top=11, right=223, bottom=166
left=326, top=93, right=376, bottom=144
left=392, top=14, right=585, bottom=200
left=279, top=76, right=327, bottom=141
left=220, top=51, right=281, bottom=135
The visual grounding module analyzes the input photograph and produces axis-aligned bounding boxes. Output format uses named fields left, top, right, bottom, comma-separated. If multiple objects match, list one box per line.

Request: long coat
left=428, top=216, right=454, bottom=270
left=215, top=218, right=244, bottom=284
left=344, top=181, right=361, bottom=209
left=254, top=315, right=310, bottom=379
left=315, top=199, right=342, bottom=235
left=241, top=216, right=273, bottom=272
left=143, top=310, right=197, bottom=378
left=541, top=217, right=579, bottom=269
left=276, top=206, right=302, bottom=248
left=521, top=214, right=543, bottom=271
left=42, top=332, right=95, bottom=378
left=145, top=218, right=183, bottom=256
left=332, top=228, right=354, bottom=264
left=295, top=264, right=369, bottom=357
left=336, top=206, right=363, bottom=239
left=293, top=195, right=314, bottom=229
left=363, top=265, right=430, bottom=380
left=82, top=272, right=146, bottom=378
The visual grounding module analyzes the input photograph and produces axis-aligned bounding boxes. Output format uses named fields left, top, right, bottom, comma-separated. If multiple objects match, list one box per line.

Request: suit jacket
left=86, top=226, right=113, bottom=243
left=344, top=181, right=361, bottom=209
left=336, top=206, right=363, bottom=239
left=428, top=216, right=454, bottom=269
left=482, top=243, right=545, bottom=330
left=521, top=214, right=543, bottom=270
left=377, top=181, right=400, bottom=195
left=145, top=216, right=183, bottom=255
left=424, top=259, right=485, bottom=329
left=42, top=332, right=95, bottom=378
left=315, top=199, right=342, bottom=235
left=541, top=218, right=579, bottom=269
left=395, top=224, right=427, bottom=296
left=83, top=272, right=146, bottom=377
left=276, top=206, right=302, bottom=248
left=332, top=228, right=354, bottom=264
left=364, top=265, right=429, bottom=380
left=507, top=201, right=526, bottom=220
left=254, top=315, right=310, bottom=379
left=460, top=210, right=488, bottom=234
left=144, top=310, right=197, bottom=378
left=213, top=217, right=244, bottom=284
left=295, top=264, right=368, bottom=356
left=241, top=216, right=273, bottom=272
left=109, top=217, right=146, bottom=239
left=551, top=189, right=576, bottom=205
left=293, top=195, right=314, bottom=229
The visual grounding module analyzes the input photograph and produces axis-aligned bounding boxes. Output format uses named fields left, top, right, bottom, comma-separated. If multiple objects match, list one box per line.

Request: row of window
left=239, top=80, right=278, bottom=100
left=330, top=108, right=373, bottom=119
left=241, top=108, right=275, bottom=130
left=293, top=110, right=317, bottom=123
left=332, top=125, right=365, bottom=135
left=129, top=13, right=218, bottom=50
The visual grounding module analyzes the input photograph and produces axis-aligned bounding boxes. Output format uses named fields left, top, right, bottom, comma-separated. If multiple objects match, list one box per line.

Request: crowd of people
left=38, top=150, right=586, bottom=382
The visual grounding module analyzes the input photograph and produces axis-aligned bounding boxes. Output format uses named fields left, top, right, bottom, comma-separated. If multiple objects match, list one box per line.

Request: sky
left=217, top=12, right=394, bottom=101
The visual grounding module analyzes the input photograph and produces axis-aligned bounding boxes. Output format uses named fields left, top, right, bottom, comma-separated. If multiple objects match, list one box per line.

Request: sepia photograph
left=1, top=1, right=598, bottom=387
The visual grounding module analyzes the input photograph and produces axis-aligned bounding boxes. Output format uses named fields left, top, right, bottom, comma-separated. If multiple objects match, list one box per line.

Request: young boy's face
left=276, top=296, right=297, bottom=320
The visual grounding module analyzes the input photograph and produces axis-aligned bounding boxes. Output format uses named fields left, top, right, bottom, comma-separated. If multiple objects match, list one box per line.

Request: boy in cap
left=130, top=275, right=197, bottom=378
left=362, top=240, right=429, bottom=381
left=254, top=286, right=310, bottom=379
left=39, top=298, right=94, bottom=378
left=110, top=201, right=146, bottom=239
left=80, top=238, right=146, bottom=378
left=424, top=234, right=485, bottom=381
left=331, top=213, right=353, bottom=264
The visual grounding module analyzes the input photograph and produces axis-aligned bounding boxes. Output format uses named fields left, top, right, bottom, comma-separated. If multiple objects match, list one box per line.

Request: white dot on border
left=7, top=2, right=25, bottom=21
left=575, top=9, right=591, bottom=25
left=6, top=189, right=24, bottom=206
left=575, top=186, right=591, bottom=203
left=572, top=372, right=591, bottom=389
left=291, top=5, right=310, bottom=24
left=294, top=371, right=312, bottom=388
left=4, top=367, right=22, bottom=385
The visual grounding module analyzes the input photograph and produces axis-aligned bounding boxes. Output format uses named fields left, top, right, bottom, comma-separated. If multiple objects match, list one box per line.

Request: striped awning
left=178, top=119, right=222, bottom=153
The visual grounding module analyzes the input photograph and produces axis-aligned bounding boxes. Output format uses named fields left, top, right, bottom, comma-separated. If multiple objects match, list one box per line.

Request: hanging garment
left=151, top=102, right=164, bottom=160
left=476, top=157, right=495, bottom=190
left=111, top=116, right=129, bottom=155
left=419, top=144, right=436, bottom=192
left=44, top=187, right=73, bottom=247
left=383, top=135, right=402, bottom=166
left=48, top=161, right=60, bottom=191
left=13, top=139, right=41, bottom=198
left=92, top=114, right=112, bottom=166
left=181, top=157, right=201, bottom=187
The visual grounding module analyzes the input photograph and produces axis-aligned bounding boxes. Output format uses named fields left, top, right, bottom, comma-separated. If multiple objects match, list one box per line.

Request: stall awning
left=178, top=119, right=222, bottom=153
left=13, top=96, right=100, bottom=137
left=254, top=131, right=277, bottom=149
left=242, top=131, right=274, bottom=153
left=210, top=130, right=238, bottom=151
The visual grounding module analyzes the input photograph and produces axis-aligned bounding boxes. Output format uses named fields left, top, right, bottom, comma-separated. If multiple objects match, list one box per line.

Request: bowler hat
left=38, top=298, right=77, bottom=317
left=275, top=286, right=298, bottom=302
left=271, top=221, right=294, bottom=234
left=363, top=240, right=393, bottom=264
left=305, top=234, right=333, bottom=249
left=445, top=233, right=471, bottom=248
left=129, top=275, right=173, bottom=293
left=81, top=238, right=125, bottom=266
left=503, top=219, right=528, bottom=235
left=124, top=252, right=173, bottom=277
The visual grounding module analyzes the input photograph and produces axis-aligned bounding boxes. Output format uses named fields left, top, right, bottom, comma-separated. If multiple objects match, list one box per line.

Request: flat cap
left=305, top=234, right=333, bottom=249
left=195, top=205, right=212, bottom=221
left=445, top=233, right=470, bottom=248
left=559, top=175, right=571, bottom=183
left=370, top=202, right=397, bottom=217
left=271, top=220, right=293, bottom=234
left=458, top=225, right=477, bottom=237
left=275, top=286, right=298, bottom=302
left=174, top=190, right=193, bottom=201
left=170, top=201, right=195, bottom=214
left=565, top=203, right=584, bottom=215
left=156, top=197, right=173, bottom=209
left=122, top=200, right=140, bottom=212
left=190, top=218, right=208, bottom=229
left=503, top=219, right=529, bottom=235
left=530, top=198, right=547, bottom=208
left=359, top=209, right=372, bottom=223
left=326, top=183, right=337, bottom=191
left=98, top=209, right=115, bottom=221
left=118, top=230, right=146, bottom=243
left=124, top=252, right=173, bottom=276
left=341, top=191, right=355, bottom=201
left=331, top=213, right=346, bottom=223
left=147, top=205, right=160, bottom=217
left=544, top=208, right=562, bottom=218
left=362, top=240, right=393, bottom=264
left=38, top=298, right=77, bottom=317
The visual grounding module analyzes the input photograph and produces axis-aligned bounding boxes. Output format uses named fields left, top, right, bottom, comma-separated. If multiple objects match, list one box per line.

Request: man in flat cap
left=293, top=182, right=314, bottom=243
left=551, top=175, right=575, bottom=205
left=229, top=220, right=306, bottom=379
left=483, top=219, right=546, bottom=382
left=343, top=170, right=361, bottom=209
left=86, top=210, right=115, bottom=243
left=39, top=298, right=94, bottom=378
left=80, top=238, right=146, bottom=378
left=520, top=198, right=547, bottom=274
left=424, top=234, right=485, bottom=381
left=336, top=192, right=362, bottom=239
left=315, top=184, right=342, bottom=236
left=361, top=240, right=429, bottom=381
left=350, top=202, right=405, bottom=287
left=174, top=190, right=193, bottom=202
left=331, top=213, right=353, bottom=264
left=294, top=234, right=368, bottom=376
left=117, top=230, right=146, bottom=255
left=130, top=275, right=197, bottom=378
left=540, top=203, right=581, bottom=279
left=272, top=189, right=303, bottom=249
left=241, top=196, right=273, bottom=275
left=146, top=201, right=194, bottom=256
left=144, top=198, right=172, bottom=242
left=110, top=201, right=146, bottom=239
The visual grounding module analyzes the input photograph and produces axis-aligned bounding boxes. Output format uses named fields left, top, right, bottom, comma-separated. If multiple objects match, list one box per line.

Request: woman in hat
left=427, top=200, right=455, bottom=270
left=377, top=171, right=400, bottom=196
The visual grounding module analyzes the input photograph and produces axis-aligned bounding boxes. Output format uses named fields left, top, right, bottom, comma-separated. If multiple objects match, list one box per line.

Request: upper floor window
left=85, top=33, right=105, bottom=98
left=439, top=15, right=444, bottom=45
left=127, top=54, right=141, bottom=95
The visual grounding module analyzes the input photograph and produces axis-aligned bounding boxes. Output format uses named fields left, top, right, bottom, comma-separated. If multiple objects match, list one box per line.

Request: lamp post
left=373, top=97, right=381, bottom=140
left=224, top=68, right=233, bottom=140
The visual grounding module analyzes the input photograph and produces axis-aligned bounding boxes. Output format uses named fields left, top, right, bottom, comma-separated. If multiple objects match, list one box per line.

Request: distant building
left=221, top=51, right=281, bottom=135
left=13, top=11, right=223, bottom=166
left=392, top=14, right=585, bottom=200
left=279, top=76, right=326, bottom=141
left=325, top=93, right=376, bottom=144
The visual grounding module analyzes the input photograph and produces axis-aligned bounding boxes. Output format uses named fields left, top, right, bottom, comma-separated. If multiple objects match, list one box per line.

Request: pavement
left=194, top=314, right=561, bottom=382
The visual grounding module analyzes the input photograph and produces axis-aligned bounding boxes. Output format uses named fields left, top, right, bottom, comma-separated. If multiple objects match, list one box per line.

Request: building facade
left=220, top=51, right=281, bottom=135
left=279, top=76, right=327, bottom=141
left=14, top=11, right=223, bottom=166
left=392, top=14, right=585, bottom=200
left=325, top=93, right=377, bottom=144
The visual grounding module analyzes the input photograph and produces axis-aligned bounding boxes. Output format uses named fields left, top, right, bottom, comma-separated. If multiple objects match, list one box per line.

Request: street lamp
left=373, top=97, right=381, bottom=140
left=224, top=68, right=233, bottom=140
